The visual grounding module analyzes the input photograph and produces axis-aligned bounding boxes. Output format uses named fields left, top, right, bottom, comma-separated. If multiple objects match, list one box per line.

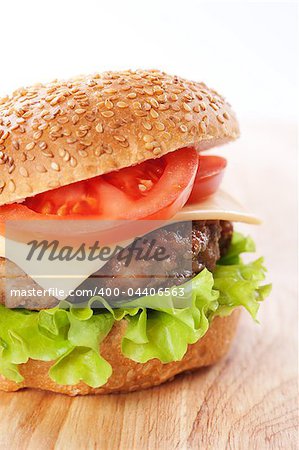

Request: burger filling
left=0, top=223, right=270, bottom=388
left=0, top=220, right=232, bottom=309
left=0, top=149, right=271, bottom=388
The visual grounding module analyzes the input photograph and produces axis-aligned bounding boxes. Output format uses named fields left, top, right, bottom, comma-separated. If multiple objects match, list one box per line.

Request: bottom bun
left=0, top=310, right=240, bottom=396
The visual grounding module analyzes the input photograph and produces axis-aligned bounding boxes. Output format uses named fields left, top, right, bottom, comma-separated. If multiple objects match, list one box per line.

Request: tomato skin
left=0, top=148, right=199, bottom=227
left=187, top=155, right=227, bottom=204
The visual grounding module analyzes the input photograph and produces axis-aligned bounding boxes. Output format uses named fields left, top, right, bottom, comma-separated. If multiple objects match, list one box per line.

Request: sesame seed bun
left=0, top=70, right=239, bottom=206
left=0, top=310, right=240, bottom=395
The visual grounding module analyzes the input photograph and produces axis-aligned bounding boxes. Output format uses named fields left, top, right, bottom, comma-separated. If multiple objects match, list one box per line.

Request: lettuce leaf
left=214, top=232, right=271, bottom=319
left=0, top=232, right=271, bottom=388
left=0, top=306, right=114, bottom=386
left=119, top=269, right=219, bottom=363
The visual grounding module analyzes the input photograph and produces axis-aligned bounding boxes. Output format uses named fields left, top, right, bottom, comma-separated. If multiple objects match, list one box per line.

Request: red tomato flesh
left=187, top=155, right=227, bottom=204
left=0, top=147, right=199, bottom=224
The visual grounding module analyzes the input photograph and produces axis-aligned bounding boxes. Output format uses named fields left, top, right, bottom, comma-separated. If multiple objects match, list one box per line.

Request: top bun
left=0, top=70, right=239, bottom=206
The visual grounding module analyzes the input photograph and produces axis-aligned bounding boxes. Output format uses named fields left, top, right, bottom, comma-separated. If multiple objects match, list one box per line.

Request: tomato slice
left=187, top=155, right=227, bottom=204
left=0, top=147, right=199, bottom=224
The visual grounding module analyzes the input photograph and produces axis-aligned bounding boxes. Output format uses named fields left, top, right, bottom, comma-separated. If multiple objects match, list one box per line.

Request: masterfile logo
left=4, top=220, right=193, bottom=308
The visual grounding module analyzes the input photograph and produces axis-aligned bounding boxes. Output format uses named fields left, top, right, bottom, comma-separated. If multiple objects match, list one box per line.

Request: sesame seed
left=8, top=163, right=15, bottom=174
left=185, top=113, right=193, bottom=122
left=41, top=149, right=54, bottom=158
left=19, top=167, right=29, bottom=177
left=72, top=114, right=80, bottom=125
left=217, top=114, right=225, bottom=124
left=179, top=124, right=188, bottom=133
left=150, top=109, right=159, bottom=119
left=143, top=134, right=153, bottom=143
left=183, top=103, right=191, bottom=112
left=70, top=156, right=77, bottom=167
left=75, top=108, right=86, bottom=115
left=67, top=137, right=77, bottom=144
left=149, top=98, right=159, bottom=108
left=169, top=93, right=178, bottom=101
left=144, top=87, right=153, bottom=96
left=133, top=101, right=142, bottom=109
left=157, top=94, right=167, bottom=103
left=198, top=122, right=206, bottom=133
left=171, top=104, right=180, bottom=112
left=155, top=122, right=165, bottom=131
left=210, top=103, right=219, bottom=111
left=39, top=123, right=48, bottom=130
left=39, top=141, right=48, bottom=150
left=25, top=142, right=35, bottom=151
left=85, top=113, right=96, bottom=122
left=223, top=111, right=230, bottom=120
left=76, top=129, right=88, bottom=138
left=95, top=123, right=104, bottom=133
left=50, top=161, right=60, bottom=171
left=184, top=94, right=193, bottom=102
left=50, top=125, right=61, bottom=133
left=36, top=164, right=47, bottom=173
left=12, top=141, right=20, bottom=150
left=33, top=130, right=43, bottom=140
left=141, top=102, right=151, bottom=113
left=94, top=147, right=103, bottom=157
left=101, top=110, right=114, bottom=118
left=8, top=180, right=16, bottom=192
left=116, top=101, right=128, bottom=108
left=57, top=116, right=69, bottom=124
left=1, top=131, right=9, bottom=139
left=63, top=151, right=70, bottom=162
left=105, top=145, right=113, bottom=154
left=113, top=135, right=126, bottom=142
left=127, top=92, right=137, bottom=99
left=79, top=140, right=92, bottom=147
left=105, top=99, right=114, bottom=109
left=142, top=121, right=152, bottom=131
left=103, top=88, right=117, bottom=95
left=79, top=125, right=90, bottom=131
left=145, top=142, right=154, bottom=150
left=161, top=131, right=172, bottom=141
left=23, top=183, right=33, bottom=193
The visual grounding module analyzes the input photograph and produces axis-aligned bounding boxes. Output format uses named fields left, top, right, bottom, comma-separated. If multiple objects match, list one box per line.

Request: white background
left=0, top=1, right=297, bottom=122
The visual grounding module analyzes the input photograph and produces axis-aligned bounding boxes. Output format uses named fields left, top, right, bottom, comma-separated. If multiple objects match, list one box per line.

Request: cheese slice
left=1, top=236, right=133, bottom=301
left=0, top=189, right=260, bottom=300
left=173, top=190, right=260, bottom=224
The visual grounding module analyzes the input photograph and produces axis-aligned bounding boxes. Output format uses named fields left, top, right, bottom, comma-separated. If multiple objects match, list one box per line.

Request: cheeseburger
left=0, top=70, right=271, bottom=395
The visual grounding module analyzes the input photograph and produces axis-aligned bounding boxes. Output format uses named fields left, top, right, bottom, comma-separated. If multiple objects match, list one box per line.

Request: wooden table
left=0, top=122, right=297, bottom=449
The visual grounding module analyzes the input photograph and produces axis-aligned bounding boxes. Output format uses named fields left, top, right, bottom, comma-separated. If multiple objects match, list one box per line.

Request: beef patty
left=0, top=220, right=233, bottom=310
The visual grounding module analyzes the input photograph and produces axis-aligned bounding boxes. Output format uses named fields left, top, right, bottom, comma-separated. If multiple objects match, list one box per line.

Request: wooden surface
left=0, top=122, right=297, bottom=450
